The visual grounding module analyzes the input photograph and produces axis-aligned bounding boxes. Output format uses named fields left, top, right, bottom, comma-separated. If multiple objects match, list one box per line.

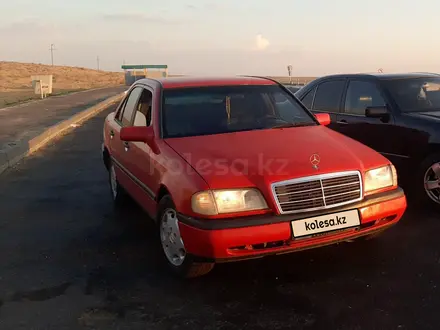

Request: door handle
left=337, top=120, right=348, bottom=124
left=110, top=130, right=115, bottom=139
left=124, top=142, right=130, bottom=152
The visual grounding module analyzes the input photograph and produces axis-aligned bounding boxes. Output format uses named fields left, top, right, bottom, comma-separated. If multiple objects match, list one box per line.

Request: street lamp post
left=287, top=65, right=293, bottom=84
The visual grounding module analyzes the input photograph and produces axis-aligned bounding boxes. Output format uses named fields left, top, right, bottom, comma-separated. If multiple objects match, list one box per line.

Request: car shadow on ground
left=77, top=195, right=437, bottom=329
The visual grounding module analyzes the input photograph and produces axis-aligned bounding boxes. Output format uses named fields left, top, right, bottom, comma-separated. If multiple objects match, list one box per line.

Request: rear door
left=337, top=79, right=401, bottom=162
left=310, top=79, right=346, bottom=130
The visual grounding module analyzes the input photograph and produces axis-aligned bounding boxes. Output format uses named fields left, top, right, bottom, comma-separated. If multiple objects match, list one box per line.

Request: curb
left=0, top=93, right=124, bottom=176
left=0, top=85, right=125, bottom=112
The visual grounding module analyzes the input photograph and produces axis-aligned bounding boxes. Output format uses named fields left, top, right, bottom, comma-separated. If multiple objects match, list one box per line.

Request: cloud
left=184, top=3, right=222, bottom=11
left=102, top=13, right=181, bottom=25
left=0, top=20, right=52, bottom=35
left=255, top=34, right=270, bottom=51
left=0, top=19, right=71, bottom=46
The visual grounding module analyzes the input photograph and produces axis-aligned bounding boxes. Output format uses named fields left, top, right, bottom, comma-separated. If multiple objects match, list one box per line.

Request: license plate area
left=291, top=209, right=360, bottom=239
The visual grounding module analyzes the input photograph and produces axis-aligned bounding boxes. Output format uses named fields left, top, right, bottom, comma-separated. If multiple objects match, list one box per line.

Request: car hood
left=165, top=126, right=389, bottom=192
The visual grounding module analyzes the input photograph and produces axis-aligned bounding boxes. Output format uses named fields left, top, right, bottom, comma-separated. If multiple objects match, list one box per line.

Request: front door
left=122, top=87, right=158, bottom=217
left=336, top=79, right=403, bottom=165
left=110, top=86, right=143, bottom=193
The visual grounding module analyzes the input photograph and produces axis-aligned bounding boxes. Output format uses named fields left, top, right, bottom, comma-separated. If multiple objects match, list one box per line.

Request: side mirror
left=120, top=126, right=160, bottom=154
left=365, top=106, right=388, bottom=118
left=315, top=113, right=331, bottom=126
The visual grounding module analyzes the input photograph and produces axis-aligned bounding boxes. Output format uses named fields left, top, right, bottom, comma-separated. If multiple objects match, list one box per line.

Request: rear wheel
left=415, top=153, right=440, bottom=209
left=157, top=195, right=214, bottom=278
left=109, top=161, right=130, bottom=207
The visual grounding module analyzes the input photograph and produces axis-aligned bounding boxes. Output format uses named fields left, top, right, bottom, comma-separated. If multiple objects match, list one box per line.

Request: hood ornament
left=310, top=154, right=320, bottom=170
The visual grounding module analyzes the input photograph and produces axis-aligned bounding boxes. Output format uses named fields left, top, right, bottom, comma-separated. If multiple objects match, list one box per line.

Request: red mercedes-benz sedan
left=102, top=76, right=407, bottom=278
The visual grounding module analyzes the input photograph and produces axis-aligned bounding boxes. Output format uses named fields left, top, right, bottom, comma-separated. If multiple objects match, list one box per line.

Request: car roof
left=373, top=73, right=440, bottom=80
left=316, top=72, right=440, bottom=81
left=136, top=76, right=277, bottom=89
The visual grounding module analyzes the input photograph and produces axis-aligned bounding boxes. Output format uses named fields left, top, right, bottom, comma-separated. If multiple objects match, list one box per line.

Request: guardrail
left=268, top=76, right=317, bottom=86
left=167, top=75, right=317, bottom=86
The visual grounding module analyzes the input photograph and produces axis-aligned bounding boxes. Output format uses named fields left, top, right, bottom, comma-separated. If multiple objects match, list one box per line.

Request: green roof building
left=122, top=64, right=168, bottom=85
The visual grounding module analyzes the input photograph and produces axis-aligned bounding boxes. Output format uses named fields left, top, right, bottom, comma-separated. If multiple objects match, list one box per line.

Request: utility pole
left=287, top=64, right=293, bottom=84
left=49, top=44, right=56, bottom=66
left=97, top=56, right=100, bottom=71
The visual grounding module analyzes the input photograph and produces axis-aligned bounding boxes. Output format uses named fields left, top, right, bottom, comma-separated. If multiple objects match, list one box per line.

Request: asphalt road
left=0, top=105, right=439, bottom=330
left=0, top=86, right=126, bottom=149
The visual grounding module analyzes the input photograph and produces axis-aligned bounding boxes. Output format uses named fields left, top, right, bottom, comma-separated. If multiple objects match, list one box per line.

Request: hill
left=0, top=61, right=124, bottom=107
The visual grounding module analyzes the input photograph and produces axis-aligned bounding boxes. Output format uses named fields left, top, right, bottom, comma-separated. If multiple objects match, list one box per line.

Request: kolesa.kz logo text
left=304, top=216, right=347, bottom=231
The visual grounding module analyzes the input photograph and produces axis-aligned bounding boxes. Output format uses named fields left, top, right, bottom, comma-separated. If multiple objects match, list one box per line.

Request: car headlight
left=364, top=165, right=397, bottom=194
left=191, top=189, right=268, bottom=215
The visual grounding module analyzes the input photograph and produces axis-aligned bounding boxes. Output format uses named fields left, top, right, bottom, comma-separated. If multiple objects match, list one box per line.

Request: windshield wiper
left=271, top=122, right=315, bottom=129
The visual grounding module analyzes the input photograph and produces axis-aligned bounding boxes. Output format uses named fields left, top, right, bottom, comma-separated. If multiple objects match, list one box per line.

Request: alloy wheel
left=160, top=208, right=186, bottom=266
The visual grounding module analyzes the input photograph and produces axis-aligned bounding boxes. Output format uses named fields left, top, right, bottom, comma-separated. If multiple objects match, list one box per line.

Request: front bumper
left=177, top=188, right=407, bottom=262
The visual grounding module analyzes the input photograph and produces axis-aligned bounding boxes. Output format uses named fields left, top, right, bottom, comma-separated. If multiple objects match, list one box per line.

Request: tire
left=108, top=161, right=130, bottom=207
left=414, top=152, right=440, bottom=209
left=157, top=195, right=214, bottom=278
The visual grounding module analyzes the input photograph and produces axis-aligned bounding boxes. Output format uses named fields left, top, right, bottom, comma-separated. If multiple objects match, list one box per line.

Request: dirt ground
left=0, top=61, right=124, bottom=107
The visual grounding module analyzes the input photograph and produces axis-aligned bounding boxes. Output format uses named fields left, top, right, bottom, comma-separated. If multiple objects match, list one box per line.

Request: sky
left=1, top=0, right=439, bottom=76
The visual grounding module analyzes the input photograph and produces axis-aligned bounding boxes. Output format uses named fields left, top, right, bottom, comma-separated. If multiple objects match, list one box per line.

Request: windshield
left=162, top=85, right=316, bottom=138
left=383, top=77, right=440, bottom=112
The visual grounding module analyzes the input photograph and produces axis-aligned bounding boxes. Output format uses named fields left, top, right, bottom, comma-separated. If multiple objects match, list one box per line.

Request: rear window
left=161, top=85, right=316, bottom=138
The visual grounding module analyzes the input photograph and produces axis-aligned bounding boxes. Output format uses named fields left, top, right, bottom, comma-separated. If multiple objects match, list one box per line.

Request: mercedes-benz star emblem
left=310, top=154, right=320, bottom=169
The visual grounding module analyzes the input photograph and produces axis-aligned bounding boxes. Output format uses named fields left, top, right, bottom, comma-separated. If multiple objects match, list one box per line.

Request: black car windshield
left=383, top=77, right=440, bottom=113
left=162, top=85, right=316, bottom=138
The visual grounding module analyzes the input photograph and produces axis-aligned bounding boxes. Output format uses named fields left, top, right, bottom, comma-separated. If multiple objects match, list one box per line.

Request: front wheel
left=157, top=195, right=214, bottom=278
left=415, top=153, right=440, bottom=209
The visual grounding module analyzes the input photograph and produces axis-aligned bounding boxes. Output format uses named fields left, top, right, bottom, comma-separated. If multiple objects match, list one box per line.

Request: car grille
left=272, top=171, right=362, bottom=214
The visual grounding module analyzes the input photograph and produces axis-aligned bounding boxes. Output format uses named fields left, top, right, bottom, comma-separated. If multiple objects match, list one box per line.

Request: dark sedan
left=295, top=73, right=440, bottom=208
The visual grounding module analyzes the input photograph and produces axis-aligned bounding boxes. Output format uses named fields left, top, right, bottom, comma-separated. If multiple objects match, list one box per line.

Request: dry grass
left=0, top=61, right=124, bottom=107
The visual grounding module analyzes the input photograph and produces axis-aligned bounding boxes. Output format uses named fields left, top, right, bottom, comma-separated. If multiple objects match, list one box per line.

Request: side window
left=313, top=80, right=345, bottom=112
left=115, top=99, right=127, bottom=122
left=301, top=87, right=316, bottom=109
left=133, top=89, right=153, bottom=127
left=344, top=81, right=386, bottom=116
left=121, top=87, right=143, bottom=126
